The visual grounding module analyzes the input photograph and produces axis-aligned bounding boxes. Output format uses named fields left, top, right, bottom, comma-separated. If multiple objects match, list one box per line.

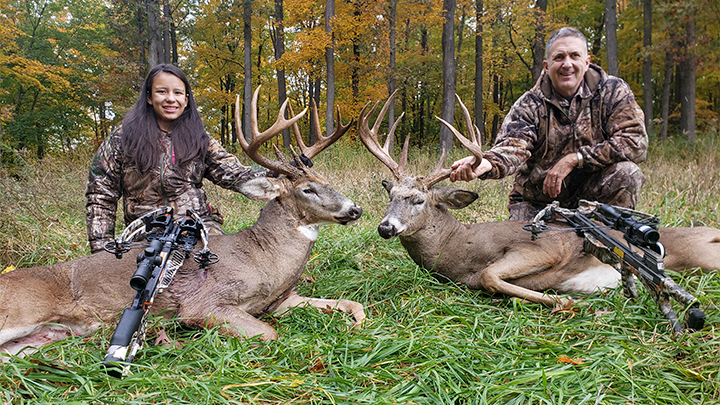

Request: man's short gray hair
left=545, top=27, right=588, bottom=61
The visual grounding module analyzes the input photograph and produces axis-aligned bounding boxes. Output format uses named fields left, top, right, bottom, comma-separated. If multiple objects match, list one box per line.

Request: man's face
left=542, top=36, right=590, bottom=99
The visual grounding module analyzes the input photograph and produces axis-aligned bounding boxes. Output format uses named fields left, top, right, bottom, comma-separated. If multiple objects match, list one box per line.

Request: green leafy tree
left=1, top=0, right=127, bottom=160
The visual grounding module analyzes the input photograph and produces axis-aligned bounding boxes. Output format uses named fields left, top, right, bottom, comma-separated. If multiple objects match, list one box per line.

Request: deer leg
left=180, top=306, right=279, bottom=341
left=273, top=289, right=366, bottom=326
left=468, top=253, right=572, bottom=308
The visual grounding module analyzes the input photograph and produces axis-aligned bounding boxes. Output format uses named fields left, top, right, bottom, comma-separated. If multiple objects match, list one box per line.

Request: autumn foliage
left=1, top=0, right=718, bottom=163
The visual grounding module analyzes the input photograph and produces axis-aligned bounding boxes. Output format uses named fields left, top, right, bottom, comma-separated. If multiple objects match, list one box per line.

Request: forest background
left=1, top=0, right=719, bottom=163
left=2, top=1, right=720, bottom=402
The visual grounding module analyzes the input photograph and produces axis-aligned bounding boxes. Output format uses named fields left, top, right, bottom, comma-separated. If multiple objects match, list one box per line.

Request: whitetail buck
left=0, top=88, right=364, bottom=358
left=359, top=92, right=720, bottom=309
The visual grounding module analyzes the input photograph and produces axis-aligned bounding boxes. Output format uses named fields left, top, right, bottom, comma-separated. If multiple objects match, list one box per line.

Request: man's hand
left=543, top=152, right=580, bottom=198
left=450, top=156, right=492, bottom=182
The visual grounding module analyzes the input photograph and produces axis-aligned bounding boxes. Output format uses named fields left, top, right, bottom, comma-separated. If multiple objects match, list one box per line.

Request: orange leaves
left=557, top=354, right=584, bottom=365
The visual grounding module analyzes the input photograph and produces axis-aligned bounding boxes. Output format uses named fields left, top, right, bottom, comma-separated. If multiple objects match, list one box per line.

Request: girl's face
left=147, top=72, right=188, bottom=131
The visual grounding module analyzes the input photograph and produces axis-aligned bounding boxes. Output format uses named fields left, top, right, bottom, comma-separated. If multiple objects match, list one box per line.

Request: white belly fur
left=556, top=264, right=621, bottom=294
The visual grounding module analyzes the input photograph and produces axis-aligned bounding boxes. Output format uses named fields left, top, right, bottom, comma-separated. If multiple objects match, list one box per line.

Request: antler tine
left=420, top=145, right=451, bottom=188
left=395, top=113, right=408, bottom=172
left=422, top=94, right=483, bottom=188
left=358, top=95, right=404, bottom=180
left=235, top=86, right=308, bottom=178
left=455, top=93, right=482, bottom=147
left=292, top=100, right=354, bottom=160
left=287, top=102, right=305, bottom=151
left=436, top=94, right=484, bottom=171
left=375, top=90, right=399, bottom=154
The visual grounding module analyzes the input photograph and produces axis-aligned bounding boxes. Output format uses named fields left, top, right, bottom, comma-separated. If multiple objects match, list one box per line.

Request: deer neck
left=398, top=208, right=466, bottom=268
left=250, top=195, right=318, bottom=245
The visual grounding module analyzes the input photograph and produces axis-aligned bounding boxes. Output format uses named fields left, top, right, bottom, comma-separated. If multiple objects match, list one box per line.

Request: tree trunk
left=531, top=0, right=547, bottom=84
left=313, top=75, right=321, bottom=144
left=170, top=19, right=178, bottom=64
left=439, top=0, right=456, bottom=152
left=243, top=0, right=252, bottom=142
left=351, top=42, right=360, bottom=98
left=455, top=4, right=465, bottom=66
left=604, top=0, right=619, bottom=76
left=679, top=13, right=696, bottom=142
left=162, top=0, right=171, bottom=64
left=659, top=51, right=673, bottom=141
left=137, top=5, right=146, bottom=71
left=387, top=0, right=397, bottom=152
left=272, top=0, right=290, bottom=147
left=146, top=0, right=162, bottom=69
left=325, top=0, right=335, bottom=138
left=491, top=73, right=500, bottom=143
left=642, top=0, right=653, bottom=135
left=475, top=0, right=485, bottom=144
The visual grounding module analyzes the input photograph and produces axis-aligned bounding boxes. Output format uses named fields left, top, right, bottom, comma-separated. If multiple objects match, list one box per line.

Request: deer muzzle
left=378, top=220, right=399, bottom=239
left=336, top=205, right=363, bottom=224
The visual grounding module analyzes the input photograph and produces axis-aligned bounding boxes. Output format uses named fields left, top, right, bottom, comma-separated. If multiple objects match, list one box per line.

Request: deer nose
left=377, top=221, right=397, bottom=239
left=349, top=205, right=362, bottom=220
left=337, top=205, right=362, bottom=224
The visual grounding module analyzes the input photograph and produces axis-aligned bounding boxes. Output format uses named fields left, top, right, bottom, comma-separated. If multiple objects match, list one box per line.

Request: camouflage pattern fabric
left=86, top=129, right=264, bottom=253
left=507, top=161, right=645, bottom=221
left=479, top=64, right=647, bottom=220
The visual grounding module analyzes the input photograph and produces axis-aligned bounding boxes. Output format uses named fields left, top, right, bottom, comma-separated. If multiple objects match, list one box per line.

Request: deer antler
left=235, top=87, right=308, bottom=178
left=289, top=99, right=354, bottom=160
left=418, top=147, right=451, bottom=188
left=357, top=90, right=409, bottom=180
left=436, top=94, right=484, bottom=169
left=422, top=94, right=483, bottom=188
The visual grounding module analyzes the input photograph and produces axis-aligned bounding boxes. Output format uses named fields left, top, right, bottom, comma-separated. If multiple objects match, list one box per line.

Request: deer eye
left=303, top=188, right=318, bottom=196
left=408, top=195, right=425, bottom=205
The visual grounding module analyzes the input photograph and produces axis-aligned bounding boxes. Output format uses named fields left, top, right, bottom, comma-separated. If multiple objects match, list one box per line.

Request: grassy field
left=0, top=134, right=719, bottom=404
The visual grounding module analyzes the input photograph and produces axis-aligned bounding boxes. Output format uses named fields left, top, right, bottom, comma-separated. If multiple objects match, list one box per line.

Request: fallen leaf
left=551, top=299, right=577, bottom=315
left=558, top=355, right=583, bottom=365
left=308, top=357, right=327, bottom=374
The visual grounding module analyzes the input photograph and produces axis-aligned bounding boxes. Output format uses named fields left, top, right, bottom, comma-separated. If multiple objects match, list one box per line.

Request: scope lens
left=634, top=224, right=660, bottom=244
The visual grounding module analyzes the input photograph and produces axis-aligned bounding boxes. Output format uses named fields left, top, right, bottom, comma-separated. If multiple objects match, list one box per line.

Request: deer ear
left=381, top=180, right=395, bottom=194
left=434, top=187, right=478, bottom=210
left=237, top=177, right=280, bottom=202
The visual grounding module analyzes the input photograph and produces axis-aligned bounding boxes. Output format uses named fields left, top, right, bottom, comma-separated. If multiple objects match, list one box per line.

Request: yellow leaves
left=2, top=265, right=15, bottom=274
left=282, top=27, right=331, bottom=68
left=284, top=0, right=321, bottom=26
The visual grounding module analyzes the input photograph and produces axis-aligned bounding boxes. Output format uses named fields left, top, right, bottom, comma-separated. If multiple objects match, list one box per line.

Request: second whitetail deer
left=359, top=92, right=720, bottom=310
left=0, top=88, right=364, bottom=358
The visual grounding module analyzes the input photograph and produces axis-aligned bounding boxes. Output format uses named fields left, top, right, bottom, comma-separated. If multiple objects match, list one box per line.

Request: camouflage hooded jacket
left=86, top=129, right=265, bottom=253
left=479, top=64, right=647, bottom=199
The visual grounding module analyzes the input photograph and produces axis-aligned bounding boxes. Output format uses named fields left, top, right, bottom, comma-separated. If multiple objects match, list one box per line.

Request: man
left=450, top=27, right=647, bottom=221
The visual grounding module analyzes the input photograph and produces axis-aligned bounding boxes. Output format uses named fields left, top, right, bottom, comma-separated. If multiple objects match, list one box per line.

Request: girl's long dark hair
left=121, top=64, right=208, bottom=173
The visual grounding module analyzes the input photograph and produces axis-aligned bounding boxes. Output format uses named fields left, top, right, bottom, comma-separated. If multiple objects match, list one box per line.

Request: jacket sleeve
left=580, top=79, right=648, bottom=170
left=85, top=132, right=123, bottom=254
left=479, top=95, right=537, bottom=180
left=203, top=137, right=266, bottom=196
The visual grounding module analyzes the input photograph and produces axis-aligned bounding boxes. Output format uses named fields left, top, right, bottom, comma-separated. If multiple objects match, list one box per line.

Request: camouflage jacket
left=480, top=64, right=647, bottom=196
left=85, top=129, right=264, bottom=253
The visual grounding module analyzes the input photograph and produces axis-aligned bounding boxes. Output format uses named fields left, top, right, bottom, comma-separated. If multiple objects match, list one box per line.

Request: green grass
left=1, top=135, right=719, bottom=404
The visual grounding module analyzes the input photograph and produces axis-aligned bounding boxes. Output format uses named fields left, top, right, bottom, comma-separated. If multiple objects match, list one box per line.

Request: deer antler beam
left=357, top=91, right=405, bottom=180
left=436, top=94, right=484, bottom=170
left=235, top=86, right=308, bottom=178
left=292, top=101, right=354, bottom=160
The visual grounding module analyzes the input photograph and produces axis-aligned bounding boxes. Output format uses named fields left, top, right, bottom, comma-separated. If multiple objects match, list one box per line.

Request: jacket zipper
left=160, top=136, right=170, bottom=206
